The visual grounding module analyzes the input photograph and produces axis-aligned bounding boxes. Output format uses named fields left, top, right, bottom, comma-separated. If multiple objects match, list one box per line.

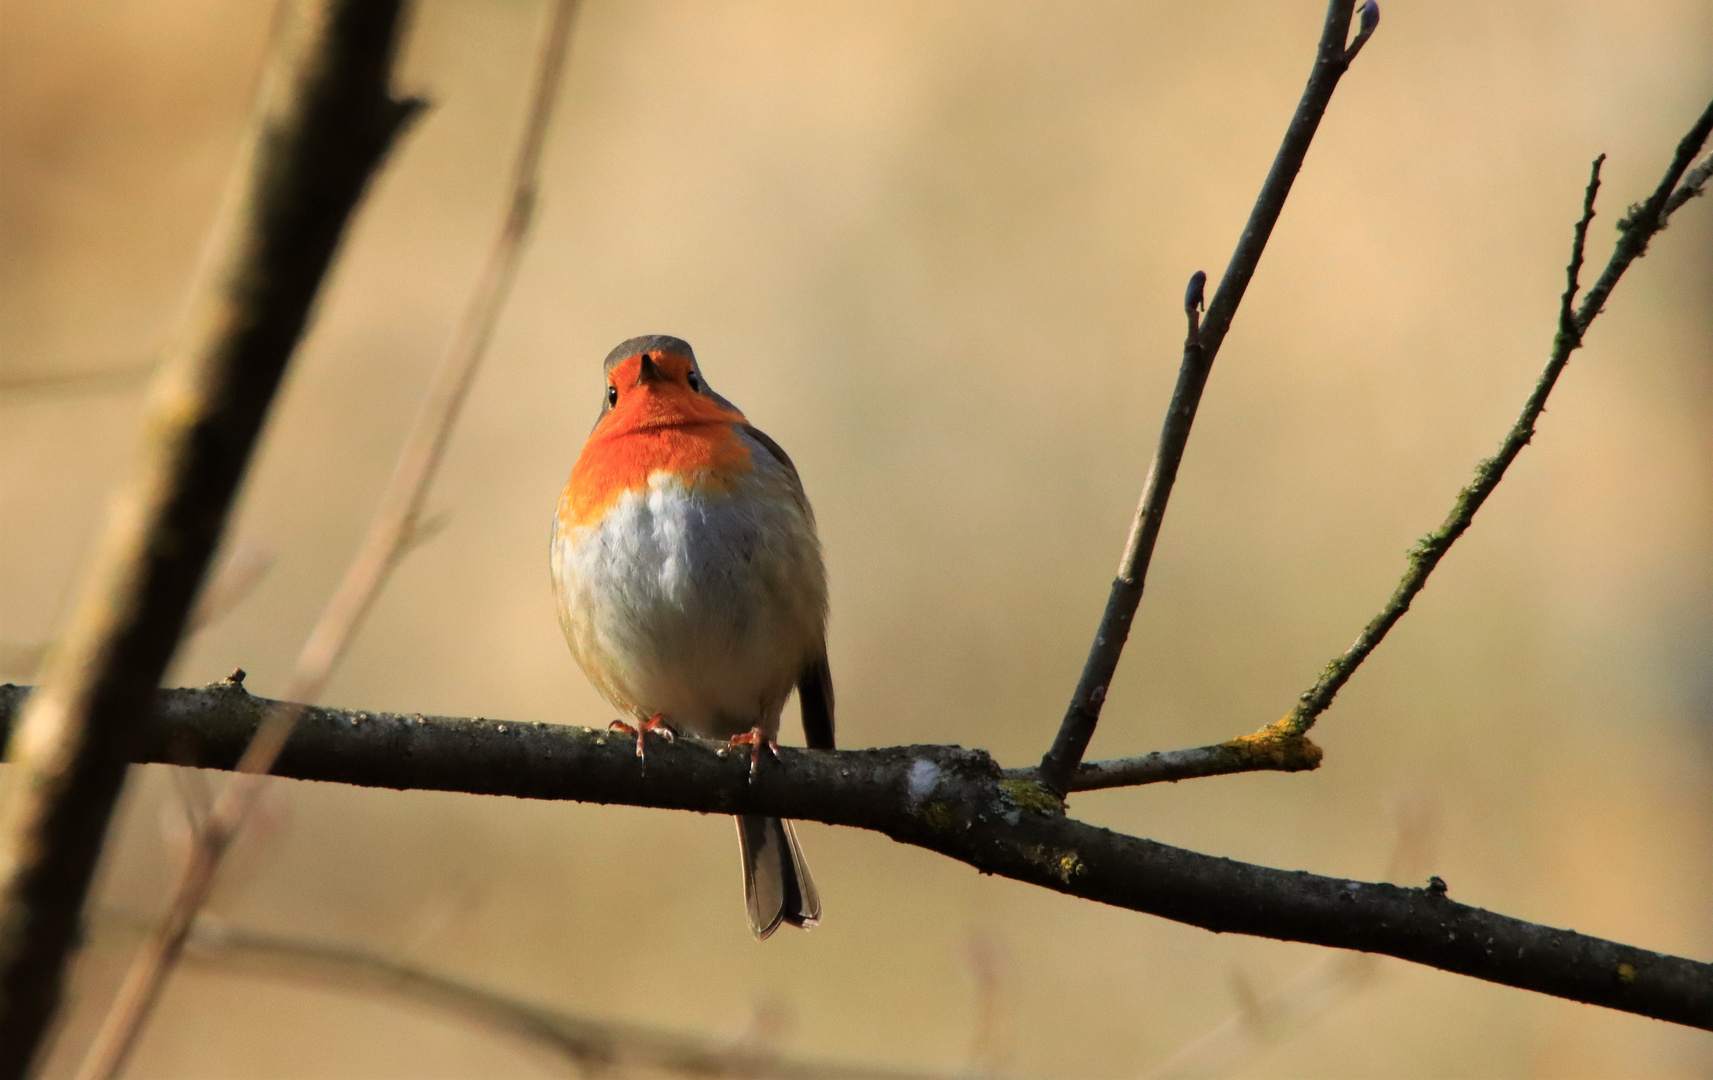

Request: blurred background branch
left=86, top=912, right=952, bottom=1080
left=0, top=365, right=155, bottom=401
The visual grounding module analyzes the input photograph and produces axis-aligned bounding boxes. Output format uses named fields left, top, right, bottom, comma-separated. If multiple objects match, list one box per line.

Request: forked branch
left=1037, top=0, right=1378, bottom=796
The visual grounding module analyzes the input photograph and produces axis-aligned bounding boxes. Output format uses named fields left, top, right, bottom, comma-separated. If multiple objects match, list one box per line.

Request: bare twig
left=1036, top=272, right=1213, bottom=795
left=0, top=2, right=419, bottom=1071
left=1280, top=94, right=1713, bottom=740
left=88, top=914, right=945, bottom=1079
left=1013, top=724, right=1322, bottom=792
left=10, top=681, right=1707, bottom=1029
left=1341, top=0, right=1380, bottom=66
left=962, top=932, right=1013, bottom=1076
left=1664, top=153, right=1712, bottom=216
left=185, top=540, right=277, bottom=634
left=1036, top=0, right=1379, bottom=797
left=71, top=4, right=582, bottom=1075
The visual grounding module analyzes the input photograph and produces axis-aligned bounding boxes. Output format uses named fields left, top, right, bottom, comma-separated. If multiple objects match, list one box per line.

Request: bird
left=551, top=334, right=834, bottom=939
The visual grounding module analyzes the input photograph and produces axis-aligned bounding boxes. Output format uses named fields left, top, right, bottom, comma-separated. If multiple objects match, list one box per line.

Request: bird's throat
left=563, top=419, right=752, bottom=530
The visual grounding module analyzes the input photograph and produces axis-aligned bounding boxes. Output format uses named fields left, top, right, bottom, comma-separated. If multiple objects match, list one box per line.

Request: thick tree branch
left=1037, top=0, right=1377, bottom=796
left=1281, top=95, right=1713, bottom=739
left=5, top=682, right=1707, bottom=1030
left=0, top=3, right=419, bottom=1073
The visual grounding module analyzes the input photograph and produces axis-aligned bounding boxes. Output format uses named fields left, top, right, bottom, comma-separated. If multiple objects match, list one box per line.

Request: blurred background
left=3, top=0, right=1710, bottom=1075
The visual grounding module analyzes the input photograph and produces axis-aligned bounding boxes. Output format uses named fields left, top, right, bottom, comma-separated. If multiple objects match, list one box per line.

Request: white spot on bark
left=907, top=759, right=940, bottom=802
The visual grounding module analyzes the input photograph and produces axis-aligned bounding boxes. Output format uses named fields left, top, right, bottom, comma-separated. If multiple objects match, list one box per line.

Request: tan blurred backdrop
left=2, top=1, right=1711, bottom=1076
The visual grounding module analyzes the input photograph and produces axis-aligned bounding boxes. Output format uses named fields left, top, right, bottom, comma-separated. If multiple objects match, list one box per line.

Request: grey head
left=603, top=334, right=697, bottom=374
left=596, top=334, right=739, bottom=422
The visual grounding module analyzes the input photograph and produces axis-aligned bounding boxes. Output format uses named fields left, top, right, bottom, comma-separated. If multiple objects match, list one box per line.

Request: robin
left=551, top=334, right=834, bottom=939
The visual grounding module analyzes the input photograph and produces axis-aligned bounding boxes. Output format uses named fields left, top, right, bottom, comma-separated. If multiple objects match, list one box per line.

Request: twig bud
left=1183, top=270, right=1206, bottom=315
left=1344, top=1, right=1380, bottom=64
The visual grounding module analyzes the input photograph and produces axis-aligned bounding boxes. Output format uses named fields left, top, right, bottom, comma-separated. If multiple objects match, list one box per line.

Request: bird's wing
left=796, top=651, right=835, bottom=750
left=739, top=422, right=832, bottom=748
left=739, top=423, right=814, bottom=522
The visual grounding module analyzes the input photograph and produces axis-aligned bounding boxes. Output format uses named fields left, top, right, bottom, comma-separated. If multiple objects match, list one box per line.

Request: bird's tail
left=735, top=814, right=821, bottom=939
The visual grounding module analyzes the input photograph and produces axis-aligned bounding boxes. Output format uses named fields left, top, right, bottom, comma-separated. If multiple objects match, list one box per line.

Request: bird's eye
left=606, top=384, right=618, bottom=407
left=687, top=371, right=701, bottom=392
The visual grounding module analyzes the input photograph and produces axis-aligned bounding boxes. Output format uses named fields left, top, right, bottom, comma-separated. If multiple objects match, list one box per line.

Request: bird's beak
left=635, top=353, right=664, bottom=386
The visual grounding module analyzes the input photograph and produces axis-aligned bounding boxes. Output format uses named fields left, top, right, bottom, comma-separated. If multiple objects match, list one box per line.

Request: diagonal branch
left=70, top=4, right=584, bottom=1077
left=0, top=3, right=420, bottom=1073
left=1036, top=0, right=1378, bottom=797
left=1279, top=94, right=1713, bottom=740
left=6, top=681, right=1707, bottom=1030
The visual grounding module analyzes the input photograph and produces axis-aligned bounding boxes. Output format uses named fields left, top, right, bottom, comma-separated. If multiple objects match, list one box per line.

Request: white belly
left=551, top=467, right=826, bottom=739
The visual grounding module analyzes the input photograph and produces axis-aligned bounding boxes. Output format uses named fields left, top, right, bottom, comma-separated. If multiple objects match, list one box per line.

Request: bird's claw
left=609, top=714, right=674, bottom=764
left=727, top=726, right=781, bottom=782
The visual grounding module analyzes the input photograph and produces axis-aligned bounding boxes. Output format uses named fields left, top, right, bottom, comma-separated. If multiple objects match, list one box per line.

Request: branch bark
left=0, top=2, right=419, bottom=1072
left=6, top=681, right=1706, bottom=1030
left=1036, top=0, right=1375, bottom=796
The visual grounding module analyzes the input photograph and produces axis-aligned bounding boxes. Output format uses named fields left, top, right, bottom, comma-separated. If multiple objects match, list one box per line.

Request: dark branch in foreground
left=1280, top=96, right=1713, bottom=739
left=1037, top=0, right=1375, bottom=796
left=72, top=6, right=580, bottom=1078
left=5, top=681, right=1707, bottom=1030
left=0, top=4, right=420, bottom=1072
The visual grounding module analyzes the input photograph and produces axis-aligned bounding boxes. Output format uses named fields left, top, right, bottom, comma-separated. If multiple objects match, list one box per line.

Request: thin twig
left=0, top=2, right=419, bottom=1072
left=1036, top=272, right=1213, bottom=794
left=1280, top=94, right=1713, bottom=739
left=93, top=915, right=945, bottom=1079
left=1664, top=153, right=1712, bottom=216
left=1036, top=0, right=1378, bottom=797
left=4, top=681, right=1707, bottom=1029
left=71, top=3, right=581, bottom=1075
left=1341, top=1, right=1380, bottom=66
left=1012, top=727, right=1322, bottom=792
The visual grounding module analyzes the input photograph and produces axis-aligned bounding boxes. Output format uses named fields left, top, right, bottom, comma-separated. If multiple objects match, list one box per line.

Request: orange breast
left=563, top=423, right=752, bottom=529
left=560, top=351, right=757, bottom=530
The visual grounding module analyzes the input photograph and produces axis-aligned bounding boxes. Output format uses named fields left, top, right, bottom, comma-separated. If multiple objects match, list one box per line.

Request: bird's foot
left=728, top=726, right=781, bottom=782
left=609, top=714, right=675, bottom=763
